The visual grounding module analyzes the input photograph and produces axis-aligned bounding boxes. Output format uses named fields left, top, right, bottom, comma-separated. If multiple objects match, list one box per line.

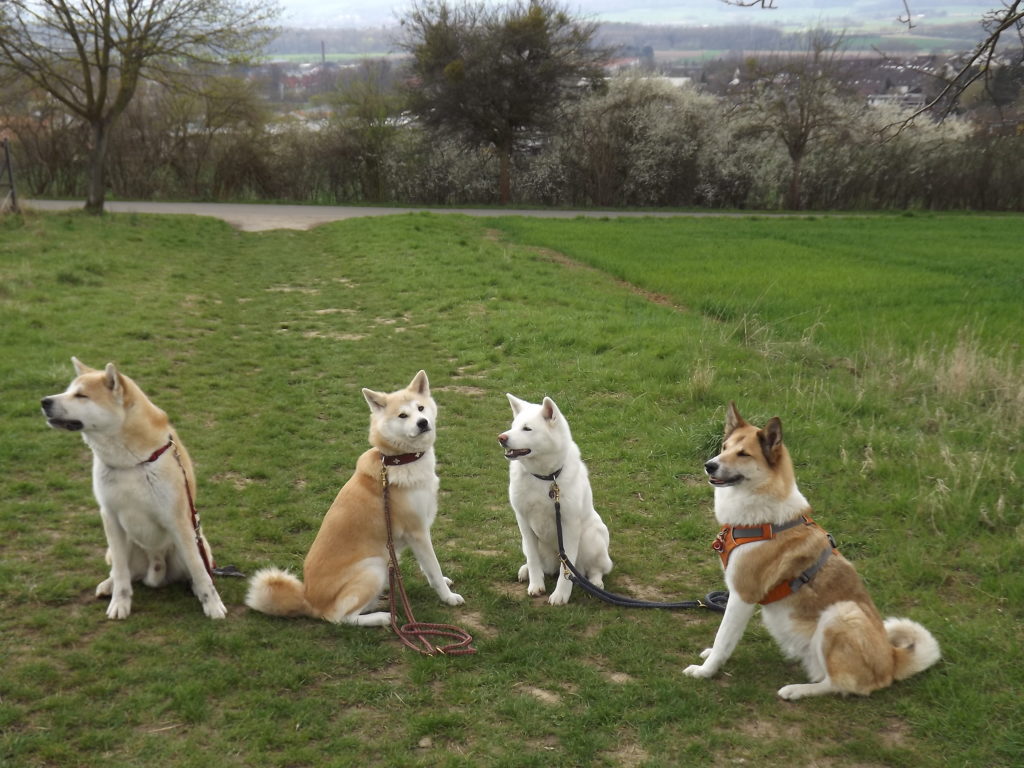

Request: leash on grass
left=539, top=471, right=728, bottom=613
left=381, top=458, right=476, bottom=656
left=149, top=437, right=244, bottom=579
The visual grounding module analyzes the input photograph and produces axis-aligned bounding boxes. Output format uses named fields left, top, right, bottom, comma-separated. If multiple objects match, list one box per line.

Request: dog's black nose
left=41, top=397, right=53, bottom=413
left=704, top=461, right=718, bottom=475
left=417, top=418, right=429, bottom=432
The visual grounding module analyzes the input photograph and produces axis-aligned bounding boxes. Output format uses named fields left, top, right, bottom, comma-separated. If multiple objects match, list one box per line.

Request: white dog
left=41, top=358, right=226, bottom=620
left=498, top=394, right=612, bottom=605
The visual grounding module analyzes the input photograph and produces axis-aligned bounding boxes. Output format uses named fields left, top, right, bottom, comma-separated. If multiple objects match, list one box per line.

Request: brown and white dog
left=41, top=358, right=226, bottom=620
left=684, top=402, right=940, bottom=699
left=245, top=371, right=464, bottom=626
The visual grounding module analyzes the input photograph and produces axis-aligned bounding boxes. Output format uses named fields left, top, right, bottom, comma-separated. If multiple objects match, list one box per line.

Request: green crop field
left=1, top=209, right=1021, bottom=767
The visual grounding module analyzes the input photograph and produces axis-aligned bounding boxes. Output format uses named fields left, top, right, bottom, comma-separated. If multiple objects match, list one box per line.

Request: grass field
left=1, top=209, right=1021, bottom=767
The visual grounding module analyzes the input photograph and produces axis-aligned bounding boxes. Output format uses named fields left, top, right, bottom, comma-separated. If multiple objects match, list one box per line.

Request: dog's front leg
left=169, top=515, right=227, bottom=619
left=516, top=517, right=548, bottom=597
left=98, top=508, right=134, bottom=620
left=682, top=596, right=757, bottom=678
left=406, top=530, right=464, bottom=606
left=548, top=517, right=581, bottom=606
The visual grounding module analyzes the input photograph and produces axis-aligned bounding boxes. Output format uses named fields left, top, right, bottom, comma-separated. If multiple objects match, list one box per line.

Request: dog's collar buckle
left=712, top=529, right=727, bottom=553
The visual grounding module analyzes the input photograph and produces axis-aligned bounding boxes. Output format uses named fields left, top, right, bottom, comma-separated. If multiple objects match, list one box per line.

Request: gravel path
left=23, top=199, right=756, bottom=232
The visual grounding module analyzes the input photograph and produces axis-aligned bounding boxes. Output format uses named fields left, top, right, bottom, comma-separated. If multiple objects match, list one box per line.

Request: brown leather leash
left=380, top=456, right=476, bottom=656
left=144, top=436, right=244, bottom=579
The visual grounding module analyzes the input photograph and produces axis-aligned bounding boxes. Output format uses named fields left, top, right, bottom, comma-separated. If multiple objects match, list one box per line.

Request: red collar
left=142, top=438, right=174, bottom=464
left=381, top=451, right=425, bottom=467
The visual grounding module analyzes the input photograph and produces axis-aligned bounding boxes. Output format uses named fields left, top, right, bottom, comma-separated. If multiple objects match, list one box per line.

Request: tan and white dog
left=41, top=358, right=226, bottom=620
left=499, top=394, right=613, bottom=605
left=684, top=402, right=940, bottom=699
left=245, top=371, right=464, bottom=625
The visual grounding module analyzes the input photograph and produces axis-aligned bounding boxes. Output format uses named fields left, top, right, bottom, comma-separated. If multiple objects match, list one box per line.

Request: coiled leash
left=381, top=457, right=476, bottom=656
left=541, top=470, right=728, bottom=613
left=145, top=437, right=244, bottom=579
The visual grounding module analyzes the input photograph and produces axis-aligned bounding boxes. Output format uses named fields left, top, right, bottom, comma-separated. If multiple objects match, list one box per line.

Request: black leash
left=544, top=474, right=728, bottom=613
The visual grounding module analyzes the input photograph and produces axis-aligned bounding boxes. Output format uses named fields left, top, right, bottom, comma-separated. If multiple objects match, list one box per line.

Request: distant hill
left=267, top=0, right=996, bottom=59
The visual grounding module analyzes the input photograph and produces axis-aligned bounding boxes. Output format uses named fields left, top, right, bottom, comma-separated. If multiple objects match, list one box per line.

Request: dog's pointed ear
left=103, top=363, right=123, bottom=395
left=408, top=370, right=430, bottom=397
left=507, top=393, right=528, bottom=415
left=72, top=357, right=94, bottom=375
left=541, top=397, right=561, bottom=423
left=760, top=417, right=784, bottom=465
left=725, top=401, right=747, bottom=437
left=363, top=388, right=388, bottom=412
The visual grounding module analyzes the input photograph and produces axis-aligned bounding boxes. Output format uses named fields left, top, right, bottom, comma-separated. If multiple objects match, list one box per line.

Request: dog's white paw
left=683, top=663, right=716, bottom=679
left=547, top=590, right=571, bottom=606
left=699, top=647, right=713, bottom=660
left=441, top=591, right=465, bottom=606
left=527, top=583, right=547, bottom=597
left=777, top=681, right=833, bottom=700
left=96, top=577, right=113, bottom=597
left=204, top=597, right=228, bottom=619
left=517, top=564, right=529, bottom=583
left=106, top=596, right=132, bottom=620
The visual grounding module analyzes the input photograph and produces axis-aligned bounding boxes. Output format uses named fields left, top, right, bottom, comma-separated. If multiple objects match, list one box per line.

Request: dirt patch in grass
left=533, top=246, right=693, bottom=314
left=209, top=471, right=262, bottom=489
left=267, top=284, right=320, bottom=294
left=604, top=740, right=650, bottom=767
left=456, top=610, right=498, bottom=640
left=516, top=684, right=564, bottom=705
left=437, top=385, right=487, bottom=396
left=302, top=331, right=368, bottom=341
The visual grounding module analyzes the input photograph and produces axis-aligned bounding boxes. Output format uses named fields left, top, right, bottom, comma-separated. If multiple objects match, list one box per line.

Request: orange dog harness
left=712, top=515, right=838, bottom=605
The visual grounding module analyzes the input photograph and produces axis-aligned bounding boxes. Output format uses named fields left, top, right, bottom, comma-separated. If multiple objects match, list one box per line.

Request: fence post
left=2, top=137, right=19, bottom=213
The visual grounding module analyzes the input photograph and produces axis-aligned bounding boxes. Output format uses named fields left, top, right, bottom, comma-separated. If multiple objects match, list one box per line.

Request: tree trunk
left=786, top=154, right=803, bottom=211
left=498, top=146, right=512, bottom=205
left=85, top=119, right=110, bottom=214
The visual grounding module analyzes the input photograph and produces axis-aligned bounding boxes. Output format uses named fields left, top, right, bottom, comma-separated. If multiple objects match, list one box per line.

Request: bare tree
left=0, top=0, right=280, bottom=213
left=726, top=0, right=1024, bottom=117
left=911, top=1, right=1023, bottom=119
left=732, top=30, right=850, bottom=210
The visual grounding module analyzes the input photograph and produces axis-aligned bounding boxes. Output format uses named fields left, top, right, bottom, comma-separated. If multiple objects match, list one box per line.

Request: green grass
left=1, top=209, right=1021, bottom=767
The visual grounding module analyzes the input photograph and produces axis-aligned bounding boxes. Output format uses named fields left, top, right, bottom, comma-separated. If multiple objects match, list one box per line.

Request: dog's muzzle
left=41, top=397, right=84, bottom=431
left=497, top=433, right=531, bottom=460
left=704, top=460, right=742, bottom=487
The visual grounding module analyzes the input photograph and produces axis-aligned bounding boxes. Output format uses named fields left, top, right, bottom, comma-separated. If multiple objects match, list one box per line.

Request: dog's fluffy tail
left=886, top=617, right=941, bottom=681
left=245, top=567, right=317, bottom=618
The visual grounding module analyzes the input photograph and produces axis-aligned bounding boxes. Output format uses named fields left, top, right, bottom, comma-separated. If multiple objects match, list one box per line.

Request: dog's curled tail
left=245, top=567, right=316, bottom=618
left=885, top=617, right=941, bottom=681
